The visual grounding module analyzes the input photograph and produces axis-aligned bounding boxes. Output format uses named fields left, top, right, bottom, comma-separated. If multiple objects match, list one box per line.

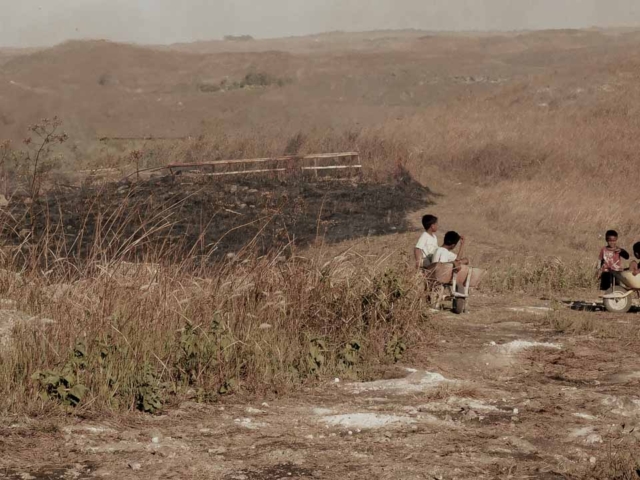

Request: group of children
left=415, top=218, right=640, bottom=293
left=598, top=230, right=640, bottom=290
left=414, top=214, right=469, bottom=270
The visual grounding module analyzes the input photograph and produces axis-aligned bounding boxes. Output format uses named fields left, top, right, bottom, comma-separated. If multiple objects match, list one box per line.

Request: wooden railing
left=166, top=152, right=361, bottom=177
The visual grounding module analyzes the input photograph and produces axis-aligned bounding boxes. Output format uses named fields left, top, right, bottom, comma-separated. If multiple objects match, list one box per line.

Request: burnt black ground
left=1, top=170, right=435, bottom=264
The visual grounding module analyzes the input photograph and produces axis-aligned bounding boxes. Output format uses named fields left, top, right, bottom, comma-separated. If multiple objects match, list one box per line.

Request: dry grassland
left=1, top=28, right=640, bottom=479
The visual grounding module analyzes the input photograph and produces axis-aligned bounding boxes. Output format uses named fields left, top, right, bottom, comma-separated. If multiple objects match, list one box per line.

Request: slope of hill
left=3, top=29, right=638, bottom=148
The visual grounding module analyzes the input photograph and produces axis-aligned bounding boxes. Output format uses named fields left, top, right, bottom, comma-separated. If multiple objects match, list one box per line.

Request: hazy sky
left=2, top=0, right=640, bottom=47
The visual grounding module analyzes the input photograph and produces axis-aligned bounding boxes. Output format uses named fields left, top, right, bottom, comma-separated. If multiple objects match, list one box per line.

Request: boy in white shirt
left=433, top=231, right=469, bottom=270
left=415, top=215, right=439, bottom=269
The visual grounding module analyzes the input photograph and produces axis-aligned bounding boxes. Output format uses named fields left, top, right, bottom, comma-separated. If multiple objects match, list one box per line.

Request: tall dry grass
left=0, top=201, right=432, bottom=414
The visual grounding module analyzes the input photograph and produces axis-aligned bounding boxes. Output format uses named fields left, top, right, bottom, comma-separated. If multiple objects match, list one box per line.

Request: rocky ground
left=2, top=293, right=639, bottom=479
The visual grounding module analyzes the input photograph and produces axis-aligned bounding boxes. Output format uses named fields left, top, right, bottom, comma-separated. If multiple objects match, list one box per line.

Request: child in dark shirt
left=598, top=230, right=630, bottom=290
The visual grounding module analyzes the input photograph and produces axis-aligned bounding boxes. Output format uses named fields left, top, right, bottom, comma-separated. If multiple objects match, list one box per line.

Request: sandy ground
left=2, top=293, right=640, bottom=479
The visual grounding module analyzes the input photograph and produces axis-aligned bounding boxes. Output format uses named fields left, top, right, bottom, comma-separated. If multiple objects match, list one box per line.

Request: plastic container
left=618, top=271, right=640, bottom=289
left=424, top=264, right=486, bottom=287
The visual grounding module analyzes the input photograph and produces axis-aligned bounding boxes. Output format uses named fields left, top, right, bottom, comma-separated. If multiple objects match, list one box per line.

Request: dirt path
left=3, top=294, right=640, bottom=479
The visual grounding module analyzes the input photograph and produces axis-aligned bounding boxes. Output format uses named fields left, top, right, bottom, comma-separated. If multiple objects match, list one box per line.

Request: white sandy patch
left=572, top=413, right=597, bottom=420
left=507, top=307, right=553, bottom=316
left=234, top=418, right=266, bottom=430
left=569, top=426, right=595, bottom=438
left=602, top=396, right=640, bottom=417
left=321, top=413, right=415, bottom=429
left=63, top=425, right=117, bottom=435
left=347, top=370, right=453, bottom=394
left=495, top=340, right=561, bottom=354
left=312, top=408, right=335, bottom=416
left=569, top=426, right=603, bottom=444
left=417, top=397, right=499, bottom=414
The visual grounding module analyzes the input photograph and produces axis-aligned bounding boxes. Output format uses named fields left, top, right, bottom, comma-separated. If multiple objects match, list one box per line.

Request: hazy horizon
left=2, top=0, right=640, bottom=48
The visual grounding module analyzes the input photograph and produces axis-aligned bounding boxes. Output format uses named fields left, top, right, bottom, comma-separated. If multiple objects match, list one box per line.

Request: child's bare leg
left=455, top=265, right=470, bottom=289
left=632, top=261, right=639, bottom=276
left=455, top=266, right=467, bottom=286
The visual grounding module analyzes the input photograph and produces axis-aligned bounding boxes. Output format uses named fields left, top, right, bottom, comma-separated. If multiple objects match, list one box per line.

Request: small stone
left=261, top=402, right=269, bottom=407
left=226, top=253, right=236, bottom=260
left=128, top=462, right=142, bottom=470
left=348, top=431, right=353, bottom=435
left=590, top=457, right=597, bottom=464
left=513, top=408, right=519, bottom=415
left=490, top=341, right=496, bottom=346
left=0, top=195, right=8, bottom=208
left=151, top=437, right=160, bottom=444
left=259, top=323, right=272, bottom=330
left=305, top=434, right=314, bottom=439
left=228, top=185, right=239, bottom=194
left=334, top=378, right=340, bottom=383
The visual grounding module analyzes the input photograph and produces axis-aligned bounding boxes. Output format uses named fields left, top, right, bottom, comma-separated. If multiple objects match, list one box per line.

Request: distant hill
left=1, top=29, right=640, bottom=163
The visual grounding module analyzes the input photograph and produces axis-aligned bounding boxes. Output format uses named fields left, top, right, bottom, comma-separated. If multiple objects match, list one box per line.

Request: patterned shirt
left=599, top=247, right=629, bottom=272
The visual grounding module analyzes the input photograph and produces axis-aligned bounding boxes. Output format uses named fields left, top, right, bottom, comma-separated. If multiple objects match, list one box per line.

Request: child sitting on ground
left=631, top=242, right=640, bottom=276
left=598, top=229, right=630, bottom=290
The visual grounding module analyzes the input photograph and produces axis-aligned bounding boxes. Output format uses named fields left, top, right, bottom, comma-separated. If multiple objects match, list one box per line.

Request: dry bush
left=583, top=438, right=640, bottom=480
left=0, top=230, right=433, bottom=414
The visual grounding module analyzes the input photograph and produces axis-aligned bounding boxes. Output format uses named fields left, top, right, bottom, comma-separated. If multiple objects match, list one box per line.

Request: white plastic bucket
left=618, top=271, right=640, bottom=290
